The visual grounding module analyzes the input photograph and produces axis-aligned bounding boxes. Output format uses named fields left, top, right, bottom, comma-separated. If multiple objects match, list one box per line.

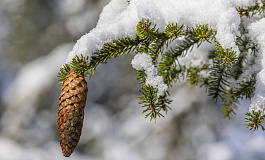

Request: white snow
left=248, top=18, right=265, bottom=114
left=229, top=0, right=256, bottom=7
left=65, top=0, right=247, bottom=64
left=131, top=52, right=153, bottom=70
left=131, top=53, right=168, bottom=96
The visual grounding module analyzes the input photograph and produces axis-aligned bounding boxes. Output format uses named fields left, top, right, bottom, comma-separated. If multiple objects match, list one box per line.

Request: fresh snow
left=248, top=18, right=265, bottom=114
left=131, top=53, right=168, bottom=96
left=66, top=0, right=247, bottom=64
left=65, top=0, right=265, bottom=113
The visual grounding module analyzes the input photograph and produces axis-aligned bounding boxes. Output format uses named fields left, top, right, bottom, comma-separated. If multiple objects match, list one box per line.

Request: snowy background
left=0, top=0, right=265, bottom=160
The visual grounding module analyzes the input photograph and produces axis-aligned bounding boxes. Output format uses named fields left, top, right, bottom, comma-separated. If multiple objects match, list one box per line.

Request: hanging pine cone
left=58, top=69, right=88, bottom=157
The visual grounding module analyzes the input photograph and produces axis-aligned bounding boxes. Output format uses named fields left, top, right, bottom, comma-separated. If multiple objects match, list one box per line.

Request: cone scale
left=58, top=69, right=88, bottom=157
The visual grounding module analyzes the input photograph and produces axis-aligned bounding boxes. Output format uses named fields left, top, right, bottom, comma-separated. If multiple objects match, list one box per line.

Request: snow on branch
left=66, top=0, right=245, bottom=64
left=131, top=53, right=168, bottom=96
left=248, top=18, right=265, bottom=115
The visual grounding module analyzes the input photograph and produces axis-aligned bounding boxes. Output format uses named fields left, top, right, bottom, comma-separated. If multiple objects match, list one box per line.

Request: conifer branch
left=57, top=15, right=265, bottom=133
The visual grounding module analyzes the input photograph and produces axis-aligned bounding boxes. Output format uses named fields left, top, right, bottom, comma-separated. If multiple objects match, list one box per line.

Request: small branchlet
left=235, top=79, right=256, bottom=100
left=186, top=65, right=210, bottom=87
left=58, top=37, right=141, bottom=83
left=221, top=88, right=238, bottom=118
left=137, top=70, right=171, bottom=121
left=208, top=59, right=229, bottom=102
left=136, top=19, right=158, bottom=43
left=164, top=23, right=185, bottom=40
left=237, top=1, right=265, bottom=17
left=191, top=24, right=215, bottom=44
left=71, top=54, right=89, bottom=75
left=57, top=55, right=89, bottom=83
left=244, top=109, right=265, bottom=134
left=58, top=63, right=71, bottom=82
left=214, top=43, right=238, bottom=69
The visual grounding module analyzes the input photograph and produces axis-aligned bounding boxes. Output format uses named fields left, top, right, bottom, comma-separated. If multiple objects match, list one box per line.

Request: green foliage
left=158, top=35, right=199, bottom=86
left=208, top=59, right=228, bottom=101
left=71, top=54, right=90, bottom=75
left=137, top=70, right=172, bottom=121
left=88, top=37, right=141, bottom=77
left=207, top=43, right=240, bottom=119
left=57, top=54, right=89, bottom=82
left=186, top=65, right=210, bottom=87
left=214, top=43, right=238, bottom=69
left=221, top=88, right=238, bottom=118
left=237, top=1, right=265, bottom=17
left=244, top=110, right=265, bottom=134
left=57, top=63, right=71, bottom=82
left=136, top=19, right=158, bottom=44
left=235, top=79, right=256, bottom=100
left=164, top=23, right=184, bottom=40
left=57, top=2, right=265, bottom=131
left=191, top=24, right=215, bottom=44
left=58, top=37, right=141, bottom=80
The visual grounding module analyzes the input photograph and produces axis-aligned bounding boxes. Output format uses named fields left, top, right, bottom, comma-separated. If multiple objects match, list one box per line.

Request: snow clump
left=248, top=18, right=265, bottom=115
left=131, top=53, right=168, bottom=96
left=65, top=0, right=249, bottom=64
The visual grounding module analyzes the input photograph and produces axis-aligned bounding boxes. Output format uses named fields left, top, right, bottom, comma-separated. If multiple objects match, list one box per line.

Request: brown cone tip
left=58, top=69, right=88, bottom=157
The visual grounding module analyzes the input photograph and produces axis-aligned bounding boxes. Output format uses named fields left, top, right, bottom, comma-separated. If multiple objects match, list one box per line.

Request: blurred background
left=0, top=0, right=265, bottom=160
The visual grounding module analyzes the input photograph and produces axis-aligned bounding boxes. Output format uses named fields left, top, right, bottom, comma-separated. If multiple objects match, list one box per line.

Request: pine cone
left=58, top=69, right=88, bottom=157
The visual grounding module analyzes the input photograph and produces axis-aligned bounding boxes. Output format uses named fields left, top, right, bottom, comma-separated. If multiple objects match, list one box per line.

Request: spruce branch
left=70, top=54, right=90, bottom=75
left=236, top=33, right=259, bottom=56
left=159, top=24, right=215, bottom=87
left=57, top=16, right=265, bottom=133
left=149, top=36, right=169, bottom=63
left=58, top=63, right=71, bottom=83
left=233, top=35, right=257, bottom=100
